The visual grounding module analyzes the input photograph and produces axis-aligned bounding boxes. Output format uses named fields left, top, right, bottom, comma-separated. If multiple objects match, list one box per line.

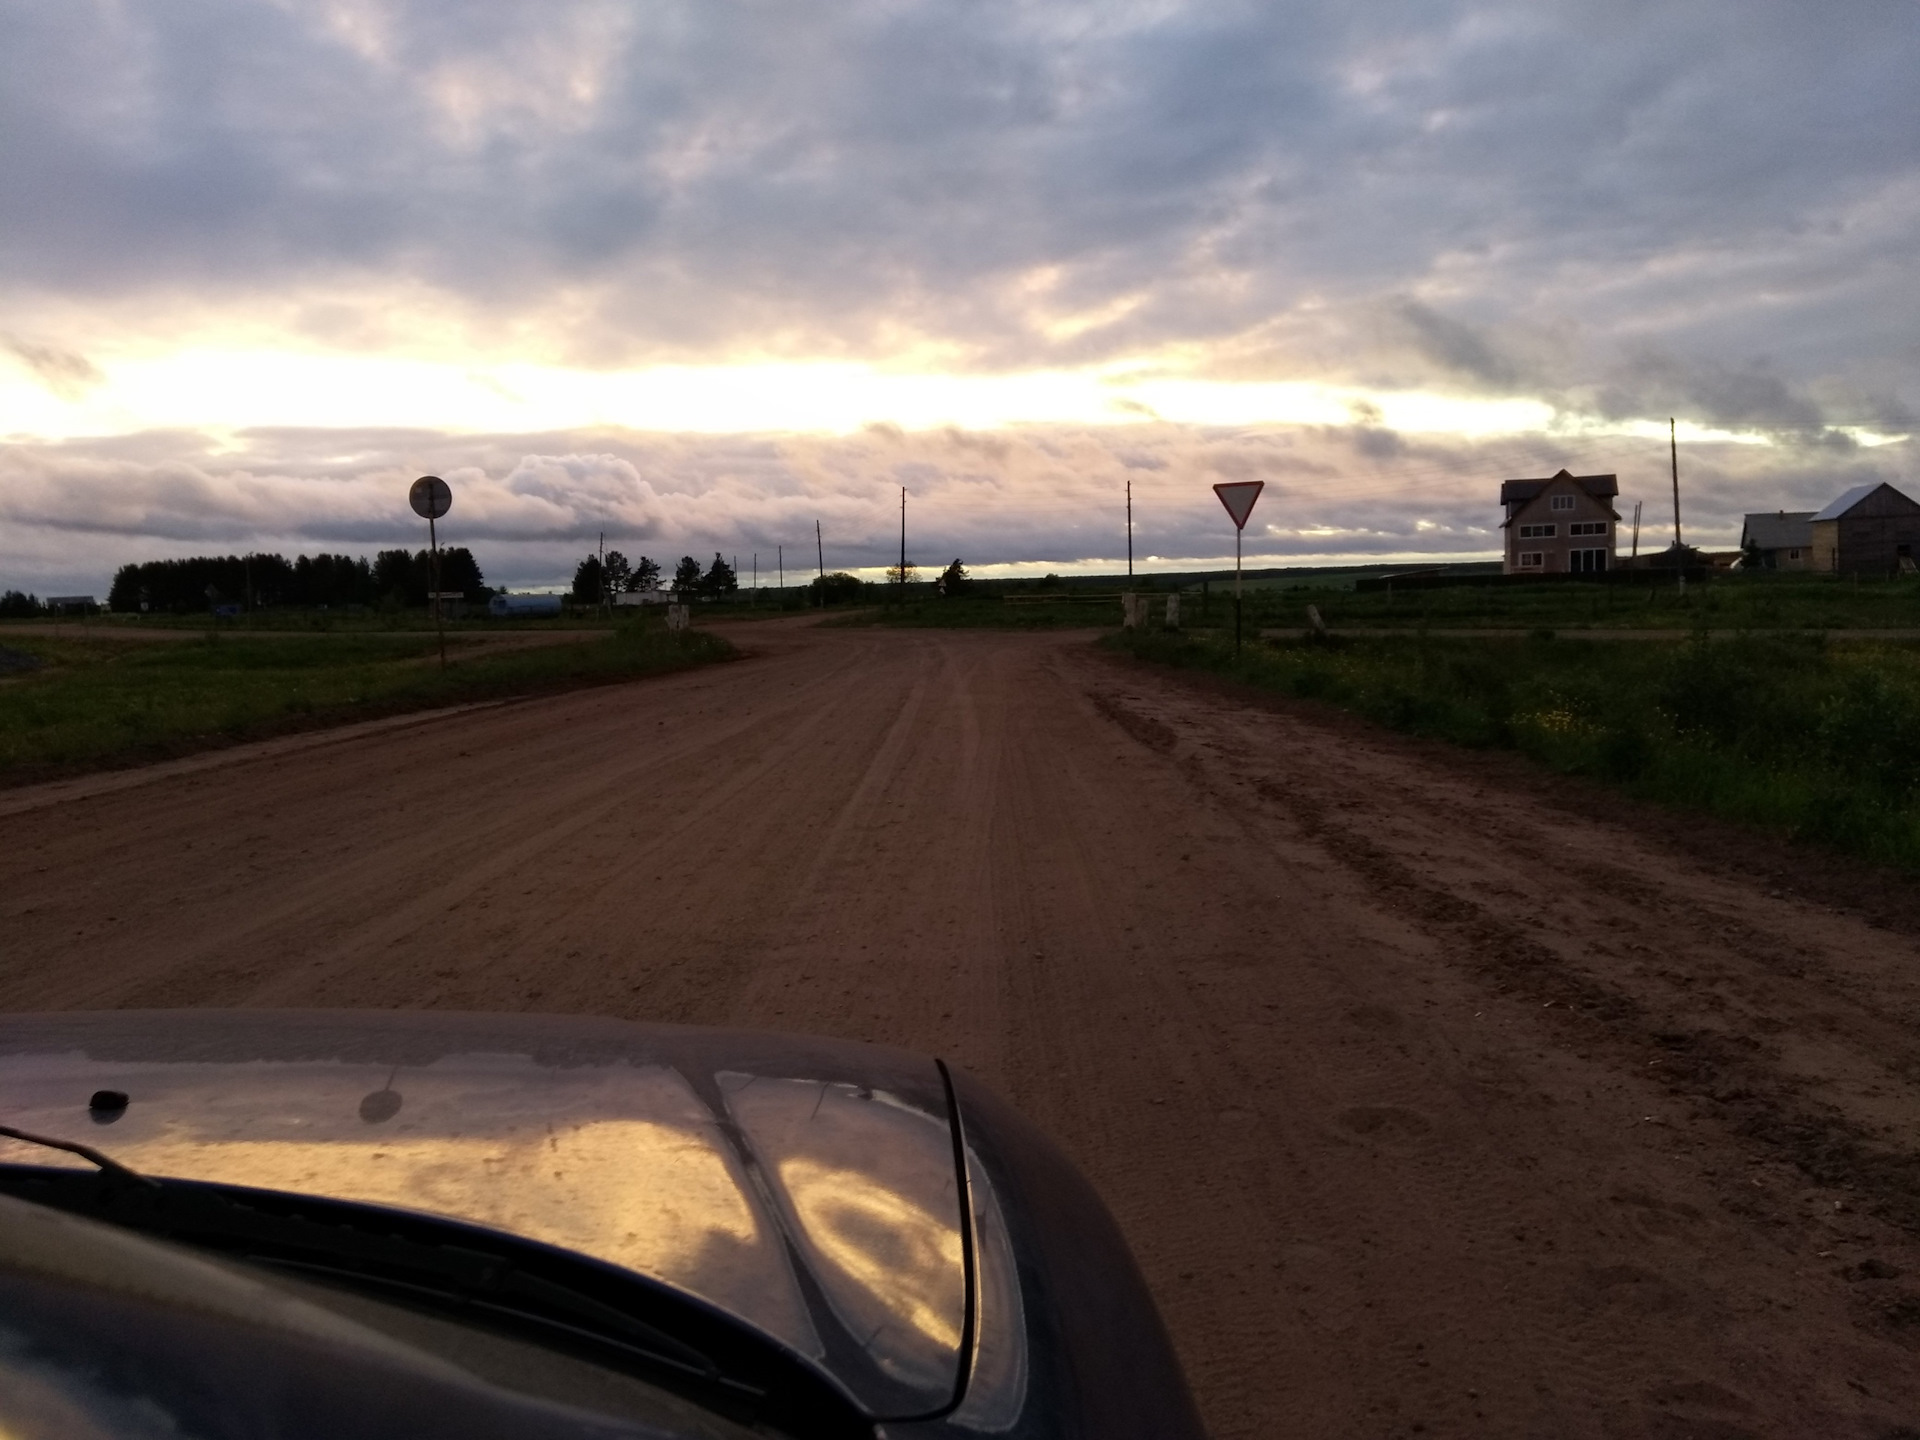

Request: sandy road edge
left=0, top=700, right=527, bottom=819
left=1091, top=638, right=1920, bottom=940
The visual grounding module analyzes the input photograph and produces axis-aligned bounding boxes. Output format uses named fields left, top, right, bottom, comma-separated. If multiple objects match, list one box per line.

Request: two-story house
left=1500, top=469, right=1620, bottom=575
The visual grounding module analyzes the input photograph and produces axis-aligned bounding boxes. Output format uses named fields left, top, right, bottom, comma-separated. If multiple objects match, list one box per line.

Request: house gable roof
left=1810, top=481, right=1920, bottom=522
left=1499, top=469, right=1620, bottom=506
left=1740, top=511, right=1814, bottom=549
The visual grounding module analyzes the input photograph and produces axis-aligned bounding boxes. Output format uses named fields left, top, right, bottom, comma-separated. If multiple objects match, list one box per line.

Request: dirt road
left=5, top=618, right=1919, bottom=1437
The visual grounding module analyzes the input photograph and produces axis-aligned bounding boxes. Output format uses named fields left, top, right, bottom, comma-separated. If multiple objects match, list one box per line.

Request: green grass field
left=1109, top=625, right=1920, bottom=870
left=1235, top=571, right=1920, bottom=632
left=0, top=623, right=733, bottom=783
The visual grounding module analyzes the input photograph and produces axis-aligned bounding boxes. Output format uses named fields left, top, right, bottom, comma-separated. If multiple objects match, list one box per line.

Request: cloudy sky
left=2, top=0, right=1915, bottom=593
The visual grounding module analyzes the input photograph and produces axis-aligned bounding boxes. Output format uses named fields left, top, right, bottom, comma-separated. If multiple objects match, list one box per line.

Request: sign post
left=409, top=476, right=453, bottom=670
left=1212, top=481, right=1265, bottom=655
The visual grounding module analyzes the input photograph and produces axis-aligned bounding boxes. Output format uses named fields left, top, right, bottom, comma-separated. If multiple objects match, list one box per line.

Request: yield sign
left=1213, top=480, right=1264, bottom=531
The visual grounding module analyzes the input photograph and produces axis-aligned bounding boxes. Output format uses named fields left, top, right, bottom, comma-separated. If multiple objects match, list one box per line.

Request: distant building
left=613, top=588, right=671, bottom=607
left=1739, top=511, right=1815, bottom=569
left=45, top=595, right=97, bottom=614
left=1809, top=482, right=1920, bottom=575
left=1499, top=469, right=1620, bottom=575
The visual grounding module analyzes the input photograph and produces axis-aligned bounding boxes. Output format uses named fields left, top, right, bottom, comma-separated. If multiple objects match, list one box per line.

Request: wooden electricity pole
left=1670, top=418, right=1683, bottom=550
left=1127, top=479, right=1133, bottom=579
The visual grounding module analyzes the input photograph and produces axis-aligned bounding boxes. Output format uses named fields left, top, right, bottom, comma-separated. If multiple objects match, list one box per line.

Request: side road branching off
left=1109, top=626, right=1920, bottom=872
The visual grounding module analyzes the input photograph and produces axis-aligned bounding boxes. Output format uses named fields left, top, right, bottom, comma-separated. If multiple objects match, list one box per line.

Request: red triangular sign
left=1213, top=481, right=1264, bottom=531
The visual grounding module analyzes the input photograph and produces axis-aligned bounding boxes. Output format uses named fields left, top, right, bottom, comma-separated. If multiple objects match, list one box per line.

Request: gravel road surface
left=5, top=617, right=1919, bottom=1438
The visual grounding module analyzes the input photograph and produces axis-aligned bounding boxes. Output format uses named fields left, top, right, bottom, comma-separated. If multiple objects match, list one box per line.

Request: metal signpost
left=409, top=475, right=453, bottom=670
left=1211, top=480, right=1265, bottom=654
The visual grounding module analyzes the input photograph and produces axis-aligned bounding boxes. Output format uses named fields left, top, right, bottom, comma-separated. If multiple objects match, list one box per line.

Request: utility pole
left=752, top=552, right=757, bottom=604
left=1669, top=418, right=1683, bottom=550
left=1126, top=479, right=1133, bottom=580
left=899, top=487, right=907, bottom=597
left=599, top=530, right=607, bottom=615
left=1631, top=500, right=1643, bottom=560
left=778, top=544, right=784, bottom=596
left=429, top=514, right=445, bottom=668
left=816, top=520, right=824, bottom=608
left=1235, top=520, right=1243, bottom=655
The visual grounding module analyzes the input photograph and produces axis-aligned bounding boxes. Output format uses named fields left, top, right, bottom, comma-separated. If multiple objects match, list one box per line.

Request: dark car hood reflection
left=0, top=1015, right=1006, bottom=1418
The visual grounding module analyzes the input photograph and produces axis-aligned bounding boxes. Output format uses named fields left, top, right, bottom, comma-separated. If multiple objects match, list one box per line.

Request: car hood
left=0, top=1010, right=995, bottom=1420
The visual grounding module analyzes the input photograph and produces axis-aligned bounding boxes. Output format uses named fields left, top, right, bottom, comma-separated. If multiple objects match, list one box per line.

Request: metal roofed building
left=1808, top=482, right=1920, bottom=575
left=1499, top=469, right=1621, bottom=575
left=1739, top=511, right=1815, bottom=569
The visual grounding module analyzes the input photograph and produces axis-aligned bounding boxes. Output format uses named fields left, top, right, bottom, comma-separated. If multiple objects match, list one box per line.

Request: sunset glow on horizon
left=1, top=0, right=1912, bottom=593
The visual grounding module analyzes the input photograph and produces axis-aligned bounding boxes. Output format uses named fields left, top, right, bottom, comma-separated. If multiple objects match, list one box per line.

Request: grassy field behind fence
left=1109, top=626, right=1920, bottom=871
left=0, top=624, right=733, bottom=782
left=1219, top=571, right=1920, bottom=632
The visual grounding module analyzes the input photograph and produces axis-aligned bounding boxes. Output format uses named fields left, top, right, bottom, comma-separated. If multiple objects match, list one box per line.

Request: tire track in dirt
left=1079, top=655, right=1920, bottom=1435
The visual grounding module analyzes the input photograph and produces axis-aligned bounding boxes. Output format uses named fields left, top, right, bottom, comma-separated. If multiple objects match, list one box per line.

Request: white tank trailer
left=488, top=593, right=564, bottom=618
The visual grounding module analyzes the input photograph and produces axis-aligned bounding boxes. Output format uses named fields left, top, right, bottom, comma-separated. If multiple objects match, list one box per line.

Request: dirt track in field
left=5, top=617, right=1920, bottom=1438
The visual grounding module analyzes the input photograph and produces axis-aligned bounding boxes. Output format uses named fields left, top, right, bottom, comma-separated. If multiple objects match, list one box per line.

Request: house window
left=1569, top=549, right=1608, bottom=573
left=1518, top=524, right=1556, bottom=538
left=1788, top=549, right=1801, bottom=560
left=1569, top=521, right=1607, bottom=537
left=1549, top=495, right=1575, bottom=512
left=1517, top=552, right=1544, bottom=568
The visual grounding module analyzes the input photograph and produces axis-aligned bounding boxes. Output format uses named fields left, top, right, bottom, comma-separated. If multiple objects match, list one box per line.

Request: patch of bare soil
left=3, top=620, right=1918, bottom=1437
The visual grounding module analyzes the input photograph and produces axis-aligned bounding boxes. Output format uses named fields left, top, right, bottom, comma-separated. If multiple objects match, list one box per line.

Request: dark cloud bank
left=0, top=0, right=1915, bottom=589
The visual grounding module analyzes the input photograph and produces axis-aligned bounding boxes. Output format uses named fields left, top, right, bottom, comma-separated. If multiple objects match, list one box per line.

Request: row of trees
left=105, top=549, right=486, bottom=613
left=569, top=552, right=738, bottom=603
left=73, top=548, right=974, bottom=616
left=1, top=590, right=49, bottom=617
left=562, top=553, right=975, bottom=605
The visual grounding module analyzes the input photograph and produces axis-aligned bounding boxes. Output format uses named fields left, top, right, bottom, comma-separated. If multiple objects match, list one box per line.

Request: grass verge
left=0, top=624, right=734, bottom=785
left=1236, top=571, right=1920, bottom=632
left=1108, top=626, right=1920, bottom=870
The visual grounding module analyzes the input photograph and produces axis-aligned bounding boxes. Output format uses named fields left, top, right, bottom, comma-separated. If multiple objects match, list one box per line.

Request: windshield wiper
left=0, top=1161, right=871, bottom=1440
left=0, top=1122, right=158, bottom=1188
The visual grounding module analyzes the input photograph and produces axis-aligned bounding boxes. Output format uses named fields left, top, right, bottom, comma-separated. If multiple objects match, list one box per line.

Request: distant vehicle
left=489, top=592, right=564, bottom=618
left=0, top=1011, right=1202, bottom=1440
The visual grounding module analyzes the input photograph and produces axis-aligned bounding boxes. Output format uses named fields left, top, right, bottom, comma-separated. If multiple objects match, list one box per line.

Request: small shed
left=1739, top=511, right=1815, bottom=569
left=1808, top=482, right=1920, bottom=575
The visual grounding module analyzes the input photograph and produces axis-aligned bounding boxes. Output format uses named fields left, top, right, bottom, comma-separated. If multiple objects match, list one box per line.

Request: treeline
left=107, top=549, right=487, bottom=613
left=566, top=551, right=742, bottom=602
